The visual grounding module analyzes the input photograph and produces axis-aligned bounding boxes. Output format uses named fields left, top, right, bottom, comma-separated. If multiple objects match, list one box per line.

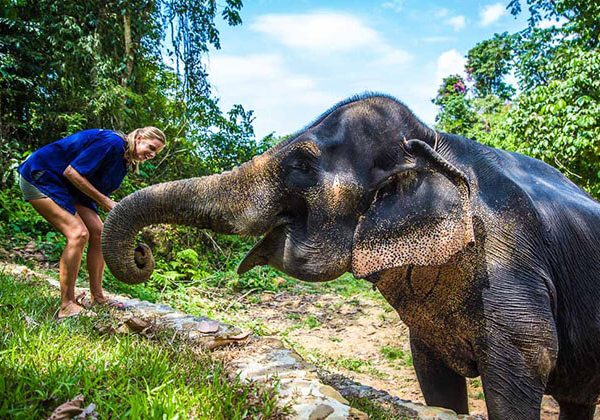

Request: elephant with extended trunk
left=102, top=94, right=600, bottom=419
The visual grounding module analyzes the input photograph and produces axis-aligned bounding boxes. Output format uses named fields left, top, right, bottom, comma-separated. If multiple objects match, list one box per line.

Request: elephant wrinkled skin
left=102, top=94, right=600, bottom=419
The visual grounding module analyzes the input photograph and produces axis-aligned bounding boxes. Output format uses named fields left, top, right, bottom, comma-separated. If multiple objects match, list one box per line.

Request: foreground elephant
left=102, top=94, right=600, bottom=419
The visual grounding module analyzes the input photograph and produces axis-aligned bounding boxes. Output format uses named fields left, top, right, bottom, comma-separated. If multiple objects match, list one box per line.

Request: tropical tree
left=433, top=0, right=599, bottom=197
left=0, top=0, right=254, bottom=187
left=465, top=32, right=515, bottom=99
left=432, top=75, right=478, bottom=137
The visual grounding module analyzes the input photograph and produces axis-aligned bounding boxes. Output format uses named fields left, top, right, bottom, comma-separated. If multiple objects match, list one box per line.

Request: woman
left=18, top=127, right=166, bottom=319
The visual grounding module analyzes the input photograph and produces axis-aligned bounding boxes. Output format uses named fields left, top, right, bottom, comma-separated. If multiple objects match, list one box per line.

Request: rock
left=348, top=408, right=370, bottom=420
left=319, top=385, right=349, bottom=405
left=197, top=320, right=220, bottom=334
left=261, top=293, right=275, bottom=303
left=222, top=330, right=251, bottom=341
left=308, top=404, right=334, bottom=420
left=124, top=317, right=150, bottom=332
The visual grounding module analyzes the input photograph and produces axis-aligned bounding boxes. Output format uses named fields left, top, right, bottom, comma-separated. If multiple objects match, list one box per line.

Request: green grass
left=298, top=273, right=383, bottom=299
left=303, top=315, right=321, bottom=329
left=347, top=396, right=411, bottom=420
left=380, top=346, right=413, bottom=367
left=0, top=272, right=286, bottom=419
left=337, top=357, right=371, bottom=372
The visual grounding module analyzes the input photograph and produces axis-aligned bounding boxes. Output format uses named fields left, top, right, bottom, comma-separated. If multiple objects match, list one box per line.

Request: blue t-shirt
left=18, top=129, right=128, bottom=214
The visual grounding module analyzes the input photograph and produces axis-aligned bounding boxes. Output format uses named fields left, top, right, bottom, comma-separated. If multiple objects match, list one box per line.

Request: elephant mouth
left=237, top=222, right=289, bottom=275
left=237, top=217, right=351, bottom=282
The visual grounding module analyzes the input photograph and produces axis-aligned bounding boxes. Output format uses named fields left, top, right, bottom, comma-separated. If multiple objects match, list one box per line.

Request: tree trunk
left=122, top=12, right=133, bottom=87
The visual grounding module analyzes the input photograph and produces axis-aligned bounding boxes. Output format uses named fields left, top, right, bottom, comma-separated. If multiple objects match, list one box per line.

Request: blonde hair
left=122, top=126, right=166, bottom=172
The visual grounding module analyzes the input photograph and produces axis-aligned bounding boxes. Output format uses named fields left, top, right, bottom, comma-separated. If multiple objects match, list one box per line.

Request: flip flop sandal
left=76, top=293, right=126, bottom=310
left=103, top=299, right=126, bottom=310
left=55, top=302, right=97, bottom=321
left=74, top=292, right=94, bottom=309
left=90, top=297, right=127, bottom=310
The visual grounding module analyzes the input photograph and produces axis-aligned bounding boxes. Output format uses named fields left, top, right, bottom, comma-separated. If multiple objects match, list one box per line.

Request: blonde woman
left=17, top=127, right=166, bottom=319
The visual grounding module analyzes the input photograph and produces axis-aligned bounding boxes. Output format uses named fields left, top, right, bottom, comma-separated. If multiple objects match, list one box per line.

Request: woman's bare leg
left=29, top=198, right=89, bottom=317
left=75, top=204, right=106, bottom=302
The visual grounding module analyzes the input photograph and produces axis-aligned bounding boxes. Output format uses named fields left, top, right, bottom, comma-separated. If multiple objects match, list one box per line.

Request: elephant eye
left=283, top=155, right=318, bottom=189
left=290, top=160, right=311, bottom=173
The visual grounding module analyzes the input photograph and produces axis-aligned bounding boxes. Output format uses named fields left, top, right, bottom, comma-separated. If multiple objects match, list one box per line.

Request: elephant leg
left=410, top=337, right=469, bottom=414
left=480, top=367, right=543, bottom=420
left=557, top=400, right=596, bottom=420
left=479, top=334, right=555, bottom=419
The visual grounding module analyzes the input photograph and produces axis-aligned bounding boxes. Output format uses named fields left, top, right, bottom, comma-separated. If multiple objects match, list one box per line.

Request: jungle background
left=0, top=0, right=599, bottom=418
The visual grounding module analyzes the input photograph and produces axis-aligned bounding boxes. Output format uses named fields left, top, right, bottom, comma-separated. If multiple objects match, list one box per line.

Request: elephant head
left=102, top=94, right=475, bottom=285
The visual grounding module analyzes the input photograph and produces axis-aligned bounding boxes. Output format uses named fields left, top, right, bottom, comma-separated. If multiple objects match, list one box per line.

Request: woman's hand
left=64, top=165, right=118, bottom=212
left=101, top=198, right=118, bottom=212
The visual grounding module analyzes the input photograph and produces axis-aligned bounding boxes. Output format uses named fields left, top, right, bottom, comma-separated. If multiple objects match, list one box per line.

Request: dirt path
left=222, top=287, right=568, bottom=419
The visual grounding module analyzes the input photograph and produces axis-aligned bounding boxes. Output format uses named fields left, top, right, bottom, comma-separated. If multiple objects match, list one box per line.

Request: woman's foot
left=91, top=294, right=126, bottom=310
left=56, top=301, right=86, bottom=320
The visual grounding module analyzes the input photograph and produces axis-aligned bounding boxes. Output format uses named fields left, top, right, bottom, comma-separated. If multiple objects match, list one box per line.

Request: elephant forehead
left=243, top=151, right=280, bottom=176
left=338, top=102, right=380, bottom=122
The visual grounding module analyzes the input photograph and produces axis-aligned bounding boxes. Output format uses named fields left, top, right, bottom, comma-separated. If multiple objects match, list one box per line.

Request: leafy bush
left=433, top=6, right=599, bottom=198
left=0, top=180, right=65, bottom=259
left=494, top=49, right=600, bottom=196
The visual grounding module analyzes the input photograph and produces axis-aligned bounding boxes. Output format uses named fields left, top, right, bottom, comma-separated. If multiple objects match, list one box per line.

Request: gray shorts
left=19, top=175, right=48, bottom=201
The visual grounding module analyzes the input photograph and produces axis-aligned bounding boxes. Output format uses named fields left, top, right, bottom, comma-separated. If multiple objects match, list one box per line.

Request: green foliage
left=0, top=182, right=66, bottom=259
left=490, top=48, right=600, bottom=196
left=337, top=357, right=371, bottom=372
left=508, top=0, right=600, bottom=48
left=153, top=248, right=205, bottom=288
left=0, top=272, right=285, bottom=419
left=380, top=346, right=413, bottom=366
left=466, top=32, right=515, bottom=99
left=137, top=224, right=287, bottom=294
left=432, top=75, right=478, bottom=137
left=511, top=27, right=562, bottom=91
left=434, top=2, right=600, bottom=197
left=304, top=314, right=321, bottom=329
left=162, top=0, right=242, bottom=100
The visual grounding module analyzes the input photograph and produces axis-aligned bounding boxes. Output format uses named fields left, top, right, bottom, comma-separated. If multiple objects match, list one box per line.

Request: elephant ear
left=352, top=139, right=475, bottom=278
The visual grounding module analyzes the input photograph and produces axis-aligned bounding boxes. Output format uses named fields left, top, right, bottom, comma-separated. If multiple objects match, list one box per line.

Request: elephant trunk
left=102, top=165, right=275, bottom=284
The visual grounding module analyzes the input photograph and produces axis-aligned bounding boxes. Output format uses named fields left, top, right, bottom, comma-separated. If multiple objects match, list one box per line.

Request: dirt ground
left=220, top=285, right=598, bottom=420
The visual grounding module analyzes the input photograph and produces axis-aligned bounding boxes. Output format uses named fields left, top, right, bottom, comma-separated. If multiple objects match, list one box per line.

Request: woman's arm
left=63, top=165, right=117, bottom=211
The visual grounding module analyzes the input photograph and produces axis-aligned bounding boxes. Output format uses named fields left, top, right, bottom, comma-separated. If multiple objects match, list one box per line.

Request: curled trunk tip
left=102, top=198, right=157, bottom=284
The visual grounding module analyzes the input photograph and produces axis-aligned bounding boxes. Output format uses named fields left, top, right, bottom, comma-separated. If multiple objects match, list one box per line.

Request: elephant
left=102, top=94, right=600, bottom=419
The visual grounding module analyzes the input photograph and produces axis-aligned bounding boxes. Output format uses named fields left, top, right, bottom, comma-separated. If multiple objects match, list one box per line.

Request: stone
left=195, top=320, right=220, bottom=334
left=348, top=408, right=370, bottom=420
left=319, top=385, right=349, bottom=405
left=308, top=404, right=334, bottom=420
left=224, top=331, right=251, bottom=340
left=124, top=317, right=150, bottom=332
